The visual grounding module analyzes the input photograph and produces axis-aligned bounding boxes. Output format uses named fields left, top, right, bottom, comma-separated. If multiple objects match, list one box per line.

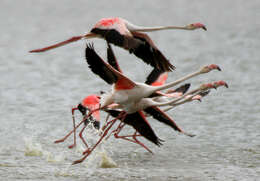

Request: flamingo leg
left=105, top=120, right=125, bottom=140
left=68, top=107, right=78, bottom=149
left=78, top=124, right=89, bottom=148
left=29, top=36, right=83, bottom=53
left=54, top=108, right=100, bottom=144
left=132, top=131, right=153, bottom=153
left=114, top=129, right=153, bottom=153
left=72, top=112, right=126, bottom=165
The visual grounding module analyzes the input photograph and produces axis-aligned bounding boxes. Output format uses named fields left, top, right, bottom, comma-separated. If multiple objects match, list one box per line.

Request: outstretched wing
left=106, top=42, right=122, bottom=72
left=131, top=31, right=175, bottom=72
left=90, top=28, right=175, bottom=72
left=85, top=43, right=136, bottom=89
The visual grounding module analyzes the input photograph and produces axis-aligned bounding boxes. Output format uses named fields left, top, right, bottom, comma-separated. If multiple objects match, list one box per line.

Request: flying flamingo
left=64, top=44, right=221, bottom=140
left=65, top=84, right=194, bottom=152
left=54, top=44, right=210, bottom=153
left=54, top=43, right=225, bottom=163
left=60, top=45, right=191, bottom=151
left=71, top=80, right=225, bottom=165
left=29, top=17, right=206, bottom=71
left=72, top=44, right=226, bottom=164
left=84, top=43, right=221, bottom=112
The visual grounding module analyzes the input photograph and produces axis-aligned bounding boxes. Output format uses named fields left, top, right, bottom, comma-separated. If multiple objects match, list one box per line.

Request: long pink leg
left=105, top=120, right=125, bottom=140
left=132, top=131, right=153, bottom=153
left=68, top=107, right=78, bottom=149
left=54, top=108, right=100, bottom=144
left=114, top=128, right=153, bottom=153
left=29, top=36, right=83, bottom=53
left=78, top=125, right=89, bottom=148
left=72, top=112, right=126, bottom=165
left=105, top=114, right=153, bottom=153
left=81, top=115, right=123, bottom=155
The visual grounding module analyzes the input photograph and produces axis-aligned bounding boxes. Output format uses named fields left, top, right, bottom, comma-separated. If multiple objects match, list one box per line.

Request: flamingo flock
left=30, top=17, right=228, bottom=165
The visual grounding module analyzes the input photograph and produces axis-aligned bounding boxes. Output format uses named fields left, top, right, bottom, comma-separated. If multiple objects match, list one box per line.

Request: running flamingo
left=66, top=94, right=101, bottom=149
left=71, top=44, right=226, bottom=164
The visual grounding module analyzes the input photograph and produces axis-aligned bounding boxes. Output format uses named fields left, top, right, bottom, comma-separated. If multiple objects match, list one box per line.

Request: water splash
left=45, top=151, right=65, bottom=163
left=99, top=150, right=117, bottom=168
left=24, top=137, right=65, bottom=162
left=24, top=138, right=43, bottom=157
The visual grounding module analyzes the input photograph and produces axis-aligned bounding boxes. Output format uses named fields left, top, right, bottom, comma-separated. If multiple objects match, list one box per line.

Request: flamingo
left=65, top=94, right=101, bottom=149
left=55, top=47, right=226, bottom=164
left=71, top=81, right=226, bottom=165
left=64, top=84, right=193, bottom=152
left=58, top=45, right=191, bottom=151
left=84, top=43, right=221, bottom=112
left=29, top=17, right=206, bottom=71
left=71, top=44, right=226, bottom=164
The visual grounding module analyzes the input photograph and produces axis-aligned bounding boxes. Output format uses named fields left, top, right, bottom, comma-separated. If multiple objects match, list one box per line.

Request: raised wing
left=85, top=43, right=136, bottom=88
left=106, top=42, right=122, bottom=72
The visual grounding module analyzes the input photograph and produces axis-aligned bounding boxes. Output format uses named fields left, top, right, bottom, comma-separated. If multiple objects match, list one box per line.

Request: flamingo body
left=85, top=44, right=221, bottom=109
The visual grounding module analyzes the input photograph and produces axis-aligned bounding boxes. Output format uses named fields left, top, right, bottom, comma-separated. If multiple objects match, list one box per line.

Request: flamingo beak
left=202, top=25, right=207, bottom=31
left=191, top=23, right=207, bottom=31
left=223, top=82, right=229, bottom=88
left=208, top=64, right=221, bottom=71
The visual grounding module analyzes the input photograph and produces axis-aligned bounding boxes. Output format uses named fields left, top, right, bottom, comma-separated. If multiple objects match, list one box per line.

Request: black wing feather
left=106, top=110, right=163, bottom=146
left=174, top=83, right=191, bottom=94
left=91, top=28, right=175, bottom=72
left=144, top=106, right=184, bottom=133
left=85, top=44, right=117, bottom=84
left=145, top=68, right=165, bottom=85
left=132, top=32, right=175, bottom=72
left=106, top=42, right=122, bottom=72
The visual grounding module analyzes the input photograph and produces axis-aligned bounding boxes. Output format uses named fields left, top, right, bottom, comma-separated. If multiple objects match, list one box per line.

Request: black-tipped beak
left=202, top=26, right=207, bottom=31
left=224, top=83, right=229, bottom=88
left=217, top=67, right=222, bottom=71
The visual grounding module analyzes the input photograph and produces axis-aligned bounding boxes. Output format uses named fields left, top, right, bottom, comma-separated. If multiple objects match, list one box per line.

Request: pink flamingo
left=67, top=44, right=226, bottom=164
left=29, top=17, right=206, bottom=71
left=66, top=94, right=101, bottom=149
left=84, top=43, right=221, bottom=112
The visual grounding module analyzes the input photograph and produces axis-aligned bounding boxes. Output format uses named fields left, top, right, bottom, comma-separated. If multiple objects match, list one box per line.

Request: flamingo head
left=186, top=23, right=207, bottom=31
left=79, top=94, right=101, bottom=121
left=213, top=80, right=229, bottom=88
left=200, top=64, right=221, bottom=73
left=200, top=83, right=217, bottom=90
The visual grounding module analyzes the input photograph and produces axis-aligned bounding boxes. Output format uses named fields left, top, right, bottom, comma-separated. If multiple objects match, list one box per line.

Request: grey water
left=0, top=0, right=259, bottom=180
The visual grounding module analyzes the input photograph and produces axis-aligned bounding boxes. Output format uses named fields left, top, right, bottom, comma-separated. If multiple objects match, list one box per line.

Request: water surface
left=0, top=0, right=259, bottom=180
